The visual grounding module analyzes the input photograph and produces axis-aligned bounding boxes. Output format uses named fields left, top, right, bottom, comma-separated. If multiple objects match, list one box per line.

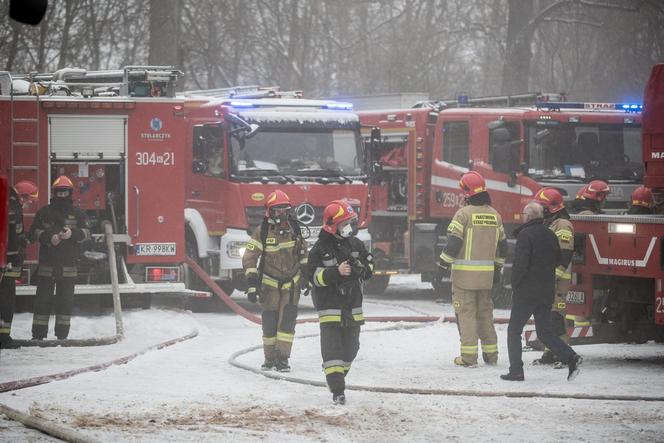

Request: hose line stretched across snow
left=0, top=403, right=101, bottom=443
left=185, top=256, right=517, bottom=325
left=228, top=325, right=664, bottom=403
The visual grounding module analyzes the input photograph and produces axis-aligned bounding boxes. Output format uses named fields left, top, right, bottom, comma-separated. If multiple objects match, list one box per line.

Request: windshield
left=525, top=123, right=642, bottom=181
left=230, top=128, right=365, bottom=178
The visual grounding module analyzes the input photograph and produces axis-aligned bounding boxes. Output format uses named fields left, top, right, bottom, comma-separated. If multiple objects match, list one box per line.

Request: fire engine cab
left=359, top=94, right=642, bottom=295
left=0, top=67, right=371, bottom=304
left=181, top=87, right=371, bottom=294
left=561, top=64, right=664, bottom=345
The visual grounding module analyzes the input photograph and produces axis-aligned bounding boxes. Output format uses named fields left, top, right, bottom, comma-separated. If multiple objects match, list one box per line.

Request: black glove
left=493, top=265, right=503, bottom=286
left=247, top=286, right=258, bottom=303
left=437, top=261, right=451, bottom=281
left=300, top=279, right=312, bottom=296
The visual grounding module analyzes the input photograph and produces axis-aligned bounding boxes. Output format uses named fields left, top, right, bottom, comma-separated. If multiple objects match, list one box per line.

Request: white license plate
left=566, top=291, right=585, bottom=304
left=135, top=243, right=177, bottom=256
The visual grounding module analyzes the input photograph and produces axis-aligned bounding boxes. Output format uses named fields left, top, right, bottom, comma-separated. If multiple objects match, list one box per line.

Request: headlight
left=227, top=241, right=247, bottom=258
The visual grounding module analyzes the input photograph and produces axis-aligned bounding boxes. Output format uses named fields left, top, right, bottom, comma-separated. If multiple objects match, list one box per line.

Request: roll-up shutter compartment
left=49, top=115, right=126, bottom=160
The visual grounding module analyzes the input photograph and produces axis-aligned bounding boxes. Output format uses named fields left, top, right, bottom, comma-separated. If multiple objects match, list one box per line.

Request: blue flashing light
left=616, top=103, right=643, bottom=112
left=323, top=102, right=353, bottom=111
left=228, top=101, right=256, bottom=108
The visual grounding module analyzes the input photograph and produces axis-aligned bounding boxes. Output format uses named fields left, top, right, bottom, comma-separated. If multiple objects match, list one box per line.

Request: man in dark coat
left=501, top=202, right=583, bottom=382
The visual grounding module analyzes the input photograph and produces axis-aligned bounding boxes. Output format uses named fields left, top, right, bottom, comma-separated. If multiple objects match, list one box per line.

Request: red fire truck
left=359, top=95, right=643, bottom=295
left=560, top=64, right=664, bottom=345
left=0, top=67, right=370, bottom=306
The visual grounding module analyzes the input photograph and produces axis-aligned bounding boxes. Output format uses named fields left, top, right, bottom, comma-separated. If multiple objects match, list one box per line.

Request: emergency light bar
left=322, top=102, right=353, bottom=111
left=536, top=101, right=643, bottom=112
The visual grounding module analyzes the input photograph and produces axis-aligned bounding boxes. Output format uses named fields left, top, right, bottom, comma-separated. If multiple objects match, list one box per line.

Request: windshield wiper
left=232, top=169, right=295, bottom=184
left=292, top=169, right=354, bottom=184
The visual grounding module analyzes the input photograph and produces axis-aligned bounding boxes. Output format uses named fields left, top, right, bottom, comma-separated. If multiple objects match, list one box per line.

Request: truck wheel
left=184, top=233, right=207, bottom=291
left=364, top=275, right=390, bottom=295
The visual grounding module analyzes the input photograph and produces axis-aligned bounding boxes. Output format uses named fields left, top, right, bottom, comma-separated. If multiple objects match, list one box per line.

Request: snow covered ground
left=1, top=274, right=663, bottom=442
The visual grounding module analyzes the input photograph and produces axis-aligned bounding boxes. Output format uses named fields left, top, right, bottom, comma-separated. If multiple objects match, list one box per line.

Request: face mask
left=339, top=223, right=353, bottom=238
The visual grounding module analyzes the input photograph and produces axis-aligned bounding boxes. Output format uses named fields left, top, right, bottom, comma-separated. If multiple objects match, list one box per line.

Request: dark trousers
left=32, top=276, right=75, bottom=339
left=0, top=276, right=17, bottom=339
left=507, top=296, right=576, bottom=374
left=320, top=323, right=360, bottom=395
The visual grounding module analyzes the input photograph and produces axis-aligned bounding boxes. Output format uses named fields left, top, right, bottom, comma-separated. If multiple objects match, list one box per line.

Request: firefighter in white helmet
left=438, top=171, right=507, bottom=367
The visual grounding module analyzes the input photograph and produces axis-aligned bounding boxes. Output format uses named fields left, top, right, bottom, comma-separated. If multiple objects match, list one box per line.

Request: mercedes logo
left=296, top=203, right=315, bottom=225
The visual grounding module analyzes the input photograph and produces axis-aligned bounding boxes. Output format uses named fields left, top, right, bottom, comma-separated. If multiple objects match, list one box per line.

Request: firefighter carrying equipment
left=29, top=183, right=90, bottom=340
left=308, top=228, right=373, bottom=398
left=242, top=212, right=308, bottom=364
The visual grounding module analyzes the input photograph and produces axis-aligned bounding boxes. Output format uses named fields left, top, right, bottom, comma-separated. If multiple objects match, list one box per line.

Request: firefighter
left=533, top=187, right=574, bottom=367
left=309, top=200, right=373, bottom=405
left=627, top=185, right=653, bottom=215
left=30, top=176, right=90, bottom=340
left=242, top=190, right=308, bottom=372
left=438, top=171, right=507, bottom=367
left=574, top=180, right=610, bottom=215
left=0, top=181, right=38, bottom=348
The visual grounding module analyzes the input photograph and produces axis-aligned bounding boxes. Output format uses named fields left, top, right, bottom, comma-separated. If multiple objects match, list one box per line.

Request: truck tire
left=364, top=275, right=390, bottom=295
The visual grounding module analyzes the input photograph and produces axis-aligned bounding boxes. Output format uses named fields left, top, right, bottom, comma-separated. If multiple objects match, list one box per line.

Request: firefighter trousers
left=320, top=323, right=360, bottom=395
left=542, top=292, right=570, bottom=359
left=0, top=275, right=17, bottom=340
left=260, top=285, right=300, bottom=360
left=32, top=276, right=75, bottom=340
left=452, top=285, right=498, bottom=365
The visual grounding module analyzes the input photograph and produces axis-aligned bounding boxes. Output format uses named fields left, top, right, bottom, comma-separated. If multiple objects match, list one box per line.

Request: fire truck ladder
left=1, top=71, right=41, bottom=194
left=414, top=92, right=567, bottom=109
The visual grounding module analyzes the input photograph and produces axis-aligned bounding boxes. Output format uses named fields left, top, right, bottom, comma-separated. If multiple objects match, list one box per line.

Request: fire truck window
left=489, top=122, right=520, bottom=174
left=441, top=121, right=469, bottom=167
left=192, top=125, right=224, bottom=177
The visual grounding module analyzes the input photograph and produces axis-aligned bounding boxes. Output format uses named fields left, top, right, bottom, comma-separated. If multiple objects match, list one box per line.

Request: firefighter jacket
left=29, top=199, right=90, bottom=274
left=242, top=220, right=308, bottom=291
left=440, top=204, right=507, bottom=290
left=5, top=188, right=26, bottom=277
left=308, top=231, right=373, bottom=327
left=547, top=216, right=574, bottom=295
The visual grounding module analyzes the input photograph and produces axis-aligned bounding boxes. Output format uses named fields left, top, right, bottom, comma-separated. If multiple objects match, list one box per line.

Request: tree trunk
left=148, top=0, right=182, bottom=68
left=501, top=0, right=534, bottom=94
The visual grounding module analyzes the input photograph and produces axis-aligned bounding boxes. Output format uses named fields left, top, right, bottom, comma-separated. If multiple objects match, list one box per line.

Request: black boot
left=500, top=372, right=525, bottom=381
left=0, top=336, right=21, bottom=349
left=275, top=357, right=291, bottom=372
left=567, top=354, right=583, bottom=381
left=332, top=393, right=346, bottom=405
left=261, top=359, right=275, bottom=371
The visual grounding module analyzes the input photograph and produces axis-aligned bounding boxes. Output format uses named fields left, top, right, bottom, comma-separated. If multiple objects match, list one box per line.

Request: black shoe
left=500, top=372, right=524, bottom=381
left=567, top=354, right=583, bottom=381
left=275, top=358, right=291, bottom=372
left=533, top=352, right=556, bottom=366
left=333, top=393, right=346, bottom=405
left=0, top=336, right=21, bottom=349
left=31, top=336, right=45, bottom=341
left=56, top=336, right=68, bottom=341
left=261, top=359, right=275, bottom=371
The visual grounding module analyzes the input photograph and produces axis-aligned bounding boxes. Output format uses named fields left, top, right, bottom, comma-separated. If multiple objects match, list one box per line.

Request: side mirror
left=371, top=161, right=383, bottom=175
left=246, top=123, right=260, bottom=139
left=519, top=162, right=529, bottom=176
left=192, top=160, right=207, bottom=174
left=371, top=127, right=381, bottom=146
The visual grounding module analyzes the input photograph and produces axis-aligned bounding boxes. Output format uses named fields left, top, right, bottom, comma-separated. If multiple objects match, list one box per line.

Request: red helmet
left=459, top=171, right=487, bottom=197
left=631, top=185, right=653, bottom=209
left=535, top=187, right=565, bottom=214
left=322, top=200, right=357, bottom=235
left=581, top=180, right=610, bottom=202
left=52, top=175, right=74, bottom=198
left=575, top=185, right=588, bottom=200
left=264, top=190, right=291, bottom=217
left=14, top=180, right=38, bottom=201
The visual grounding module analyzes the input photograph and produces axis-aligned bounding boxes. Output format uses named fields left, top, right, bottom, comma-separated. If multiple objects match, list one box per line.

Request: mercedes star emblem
left=296, top=203, right=315, bottom=225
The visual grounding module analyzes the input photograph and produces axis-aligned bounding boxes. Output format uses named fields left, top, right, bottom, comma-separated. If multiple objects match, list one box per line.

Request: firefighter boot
left=454, top=356, right=478, bottom=368
left=567, top=354, right=583, bottom=381
left=275, top=356, right=291, bottom=372
left=533, top=349, right=556, bottom=366
left=332, top=392, right=346, bottom=405
left=261, top=359, right=276, bottom=371
left=500, top=371, right=525, bottom=381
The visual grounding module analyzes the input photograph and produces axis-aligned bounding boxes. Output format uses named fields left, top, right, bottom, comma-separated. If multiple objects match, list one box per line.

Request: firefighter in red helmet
left=29, top=176, right=90, bottom=340
left=0, top=181, right=38, bottom=348
left=533, top=187, right=574, bottom=367
left=242, top=190, right=308, bottom=372
left=438, top=171, right=507, bottom=367
left=574, top=180, right=610, bottom=215
left=308, top=199, right=373, bottom=405
left=628, top=186, right=653, bottom=215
